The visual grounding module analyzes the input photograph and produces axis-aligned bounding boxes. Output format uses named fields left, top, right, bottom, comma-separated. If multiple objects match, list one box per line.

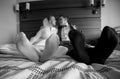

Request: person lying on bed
left=0, top=17, right=57, bottom=55
left=16, top=17, right=68, bottom=62
left=56, top=16, right=118, bottom=65
left=57, top=15, right=77, bottom=50
left=57, top=15, right=76, bottom=42
left=48, top=16, right=58, bottom=34
left=30, top=17, right=57, bottom=46
left=68, top=26, right=118, bottom=65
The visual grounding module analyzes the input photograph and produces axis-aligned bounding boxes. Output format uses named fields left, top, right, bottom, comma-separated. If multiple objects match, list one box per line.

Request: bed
left=0, top=45, right=120, bottom=79
left=0, top=0, right=120, bottom=79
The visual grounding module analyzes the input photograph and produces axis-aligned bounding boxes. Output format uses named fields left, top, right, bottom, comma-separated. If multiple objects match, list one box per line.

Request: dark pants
left=67, top=26, right=118, bottom=65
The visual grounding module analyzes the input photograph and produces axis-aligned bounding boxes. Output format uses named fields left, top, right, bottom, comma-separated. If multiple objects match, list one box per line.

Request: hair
left=48, top=16, right=53, bottom=20
left=57, top=15, right=68, bottom=21
left=42, top=18, right=50, bottom=27
left=56, top=15, right=70, bottom=26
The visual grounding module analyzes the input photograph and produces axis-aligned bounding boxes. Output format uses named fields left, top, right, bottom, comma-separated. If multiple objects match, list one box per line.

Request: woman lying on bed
left=30, top=16, right=58, bottom=45
left=16, top=16, right=68, bottom=62
left=57, top=15, right=119, bottom=65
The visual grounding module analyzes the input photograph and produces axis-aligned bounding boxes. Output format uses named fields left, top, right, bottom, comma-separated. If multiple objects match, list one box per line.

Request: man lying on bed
left=57, top=15, right=119, bottom=65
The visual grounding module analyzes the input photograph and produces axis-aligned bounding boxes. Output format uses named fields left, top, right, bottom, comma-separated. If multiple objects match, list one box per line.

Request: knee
left=103, top=26, right=110, bottom=32
left=103, top=26, right=114, bottom=33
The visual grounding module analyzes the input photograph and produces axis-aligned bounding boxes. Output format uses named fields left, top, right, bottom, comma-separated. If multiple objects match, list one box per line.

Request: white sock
left=40, top=33, right=60, bottom=62
left=16, top=32, right=39, bottom=62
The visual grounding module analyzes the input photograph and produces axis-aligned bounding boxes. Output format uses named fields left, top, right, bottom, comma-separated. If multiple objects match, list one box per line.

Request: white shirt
left=61, top=26, right=70, bottom=41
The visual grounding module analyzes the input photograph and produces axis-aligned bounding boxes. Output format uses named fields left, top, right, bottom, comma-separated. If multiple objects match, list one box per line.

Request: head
left=43, top=18, right=50, bottom=27
left=58, top=15, right=69, bottom=26
left=49, top=16, right=56, bottom=26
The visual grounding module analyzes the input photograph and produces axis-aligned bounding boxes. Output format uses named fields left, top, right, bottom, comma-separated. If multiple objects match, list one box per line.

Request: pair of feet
left=68, top=29, right=90, bottom=64
left=68, top=26, right=119, bottom=64
left=16, top=32, right=40, bottom=62
left=16, top=32, right=68, bottom=62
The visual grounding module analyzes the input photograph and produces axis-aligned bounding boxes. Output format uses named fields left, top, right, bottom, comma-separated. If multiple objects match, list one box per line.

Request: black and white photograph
left=0, top=0, right=120, bottom=79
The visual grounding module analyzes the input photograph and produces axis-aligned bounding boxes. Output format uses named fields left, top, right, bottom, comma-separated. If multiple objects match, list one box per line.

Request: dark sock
left=68, top=30, right=90, bottom=64
left=91, top=26, right=118, bottom=64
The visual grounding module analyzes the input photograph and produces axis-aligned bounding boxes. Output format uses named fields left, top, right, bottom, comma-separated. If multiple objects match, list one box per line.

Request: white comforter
left=0, top=46, right=120, bottom=79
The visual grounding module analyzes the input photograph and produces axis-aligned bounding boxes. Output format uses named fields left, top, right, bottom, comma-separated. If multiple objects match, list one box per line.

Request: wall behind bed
left=101, top=0, right=120, bottom=29
left=19, top=0, right=101, bottom=41
left=0, top=0, right=17, bottom=44
left=0, top=0, right=120, bottom=44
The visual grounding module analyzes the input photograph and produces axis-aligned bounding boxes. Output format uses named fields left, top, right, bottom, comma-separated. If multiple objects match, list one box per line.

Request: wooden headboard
left=19, top=0, right=101, bottom=40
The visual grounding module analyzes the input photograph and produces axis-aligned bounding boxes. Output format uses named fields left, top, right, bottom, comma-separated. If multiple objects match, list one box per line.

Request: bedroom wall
left=101, top=0, right=120, bottom=29
left=0, top=0, right=120, bottom=44
left=0, top=0, right=17, bottom=44
left=0, top=0, right=42, bottom=45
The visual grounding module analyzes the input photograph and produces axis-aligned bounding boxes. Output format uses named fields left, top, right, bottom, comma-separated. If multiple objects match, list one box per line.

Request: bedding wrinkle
left=0, top=54, right=120, bottom=79
left=62, top=68, right=80, bottom=79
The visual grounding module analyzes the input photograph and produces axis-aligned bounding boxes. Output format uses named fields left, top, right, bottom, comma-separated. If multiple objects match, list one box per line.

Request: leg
left=90, top=26, right=118, bottom=64
left=68, top=29, right=90, bottom=64
left=40, top=33, right=60, bottom=62
left=16, top=32, right=39, bottom=62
